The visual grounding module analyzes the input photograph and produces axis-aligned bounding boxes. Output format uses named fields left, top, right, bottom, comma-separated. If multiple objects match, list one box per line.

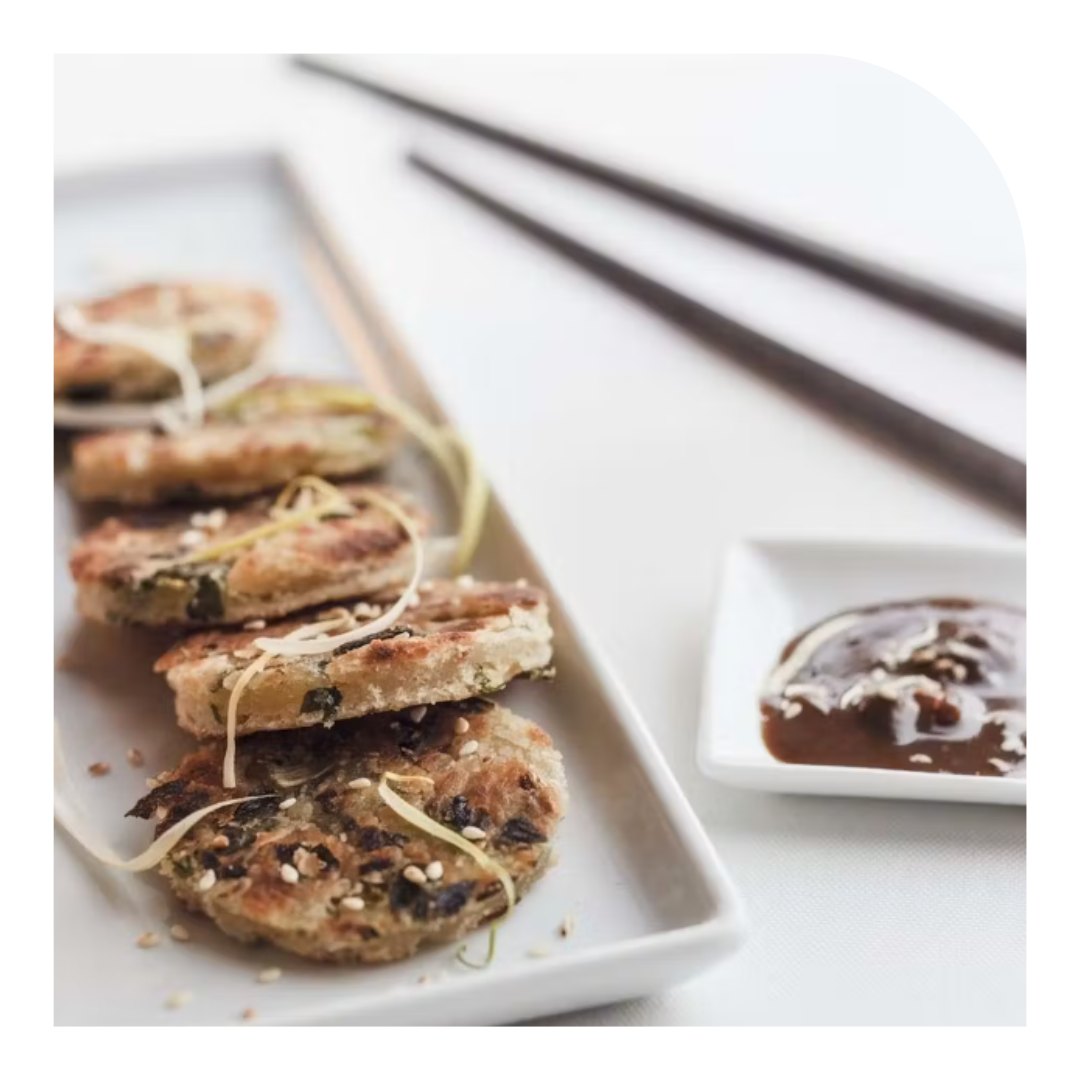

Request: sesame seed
left=280, top=864, right=300, bottom=884
left=146, top=777, right=160, bottom=789
left=1001, top=732, right=1026, bottom=754
left=179, top=528, right=207, bottom=549
left=88, top=762, right=111, bottom=777
left=243, top=619, right=267, bottom=631
left=558, top=915, right=575, bottom=938
left=278, top=797, right=297, bottom=810
left=165, top=991, right=192, bottom=1009
left=406, top=595, right=421, bottom=608
left=459, top=740, right=479, bottom=757
left=988, top=758, right=1013, bottom=773
left=461, top=825, right=486, bottom=841
left=242, top=1008, right=257, bottom=1021
left=348, top=777, right=372, bottom=790
left=425, top=861, right=444, bottom=881
left=170, top=924, right=191, bottom=943
left=409, top=705, right=428, bottom=723
left=339, top=832, right=349, bottom=842
left=257, top=967, right=282, bottom=984
left=125, top=748, right=144, bottom=768
left=454, top=717, right=470, bottom=735
left=209, top=834, right=230, bottom=850
left=782, top=701, right=803, bottom=719
left=340, top=896, right=365, bottom=911
left=515, top=578, right=528, bottom=588
left=456, top=574, right=475, bottom=588
left=353, top=601, right=381, bottom=618
left=136, top=932, right=161, bottom=949
left=403, top=865, right=427, bottom=885
left=527, top=946, right=551, bottom=958
left=197, top=869, right=217, bottom=892
left=909, top=754, right=933, bottom=764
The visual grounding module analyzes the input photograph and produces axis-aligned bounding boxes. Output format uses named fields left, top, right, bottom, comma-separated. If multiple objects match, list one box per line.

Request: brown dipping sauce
left=761, top=599, right=1026, bottom=776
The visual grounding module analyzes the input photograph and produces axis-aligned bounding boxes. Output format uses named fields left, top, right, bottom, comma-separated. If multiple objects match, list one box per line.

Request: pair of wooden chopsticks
left=293, top=57, right=1026, bottom=519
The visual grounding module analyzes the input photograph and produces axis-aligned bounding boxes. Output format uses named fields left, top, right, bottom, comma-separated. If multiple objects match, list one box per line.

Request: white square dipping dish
left=697, top=537, right=1026, bottom=805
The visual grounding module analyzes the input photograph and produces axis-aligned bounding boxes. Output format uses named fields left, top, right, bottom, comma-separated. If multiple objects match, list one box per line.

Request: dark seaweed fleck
left=125, top=778, right=189, bottom=819
left=477, top=882, right=503, bottom=901
left=392, top=721, right=424, bottom=754
left=200, top=851, right=221, bottom=870
left=499, top=816, right=548, bottom=846
left=219, top=864, right=247, bottom=879
left=445, top=795, right=473, bottom=830
left=314, top=790, right=338, bottom=813
left=518, top=772, right=536, bottom=791
left=300, top=686, right=342, bottom=722
left=389, top=875, right=430, bottom=920
left=218, top=825, right=254, bottom=854
left=185, top=570, right=227, bottom=622
left=356, top=926, right=380, bottom=940
left=432, top=881, right=476, bottom=917
left=160, top=791, right=211, bottom=832
left=359, top=857, right=395, bottom=874
left=333, top=628, right=413, bottom=656
left=232, top=797, right=275, bottom=823
left=275, top=842, right=303, bottom=864
left=312, top=844, right=340, bottom=870
left=173, top=857, right=194, bottom=878
left=356, top=826, right=408, bottom=851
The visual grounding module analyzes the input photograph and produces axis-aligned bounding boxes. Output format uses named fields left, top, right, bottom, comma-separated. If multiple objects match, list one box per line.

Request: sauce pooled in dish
left=760, top=599, right=1026, bottom=776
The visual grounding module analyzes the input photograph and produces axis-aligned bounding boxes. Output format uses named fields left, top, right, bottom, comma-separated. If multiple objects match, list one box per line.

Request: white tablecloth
left=54, top=55, right=1026, bottom=1026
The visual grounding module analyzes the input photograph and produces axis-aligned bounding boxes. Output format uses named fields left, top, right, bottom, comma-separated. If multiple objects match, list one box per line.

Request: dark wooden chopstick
left=293, top=56, right=1026, bottom=359
left=408, top=152, right=1026, bottom=520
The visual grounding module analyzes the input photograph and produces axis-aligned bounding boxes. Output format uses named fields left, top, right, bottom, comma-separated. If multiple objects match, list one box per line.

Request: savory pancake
left=127, top=700, right=566, bottom=962
left=156, top=580, right=554, bottom=739
left=55, top=282, right=277, bottom=402
left=70, top=484, right=430, bottom=627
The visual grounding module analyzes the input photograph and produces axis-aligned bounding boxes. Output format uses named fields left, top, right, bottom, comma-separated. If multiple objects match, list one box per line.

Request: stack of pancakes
left=60, top=283, right=567, bottom=963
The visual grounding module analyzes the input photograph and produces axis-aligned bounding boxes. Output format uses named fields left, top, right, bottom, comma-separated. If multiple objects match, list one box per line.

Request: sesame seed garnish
left=170, top=924, right=191, bottom=943
left=348, top=777, right=372, bottom=790
left=988, top=758, right=1013, bottom=773
left=403, top=865, right=427, bottom=885
left=242, top=1008, right=257, bottom=1021
left=1001, top=732, right=1026, bottom=754
left=454, top=717, right=470, bottom=735
left=278, top=797, right=297, bottom=810
left=406, top=595, right=421, bottom=609
left=257, top=967, right=282, bottom=984
left=461, top=825, right=486, bottom=841
left=353, top=601, right=382, bottom=618
left=197, top=869, right=217, bottom=892
left=136, top=932, right=161, bottom=949
left=527, top=946, right=551, bottom=958
left=459, top=740, right=479, bottom=757
left=558, top=915, right=575, bottom=938
left=146, top=777, right=160, bottom=789
left=340, top=896, right=366, bottom=911
left=339, top=832, right=349, bottom=842
left=88, top=762, right=111, bottom=777
left=243, top=619, right=267, bottom=631
left=425, top=861, right=444, bottom=881
left=280, top=864, right=300, bottom=884
left=209, top=834, right=231, bottom=850
left=179, top=528, right=207, bottom=549
left=165, top=991, right=193, bottom=1009
left=909, top=754, right=933, bottom=764
left=125, top=748, right=145, bottom=767
left=456, top=574, right=475, bottom=588
left=409, top=705, right=428, bottom=723
left=782, top=701, right=803, bottom=719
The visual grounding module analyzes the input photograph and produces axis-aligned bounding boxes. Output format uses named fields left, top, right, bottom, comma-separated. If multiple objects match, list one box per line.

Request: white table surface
left=54, top=55, right=1026, bottom=1026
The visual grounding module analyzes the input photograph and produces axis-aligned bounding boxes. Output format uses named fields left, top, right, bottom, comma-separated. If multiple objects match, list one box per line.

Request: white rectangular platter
left=53, top=150, right=745, bottom=1026
left=697, top=536, right=1026, bottom=805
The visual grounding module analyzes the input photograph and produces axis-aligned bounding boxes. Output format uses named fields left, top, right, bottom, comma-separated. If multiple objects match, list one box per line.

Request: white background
left=54, top=54, right=1026, bottom=1026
